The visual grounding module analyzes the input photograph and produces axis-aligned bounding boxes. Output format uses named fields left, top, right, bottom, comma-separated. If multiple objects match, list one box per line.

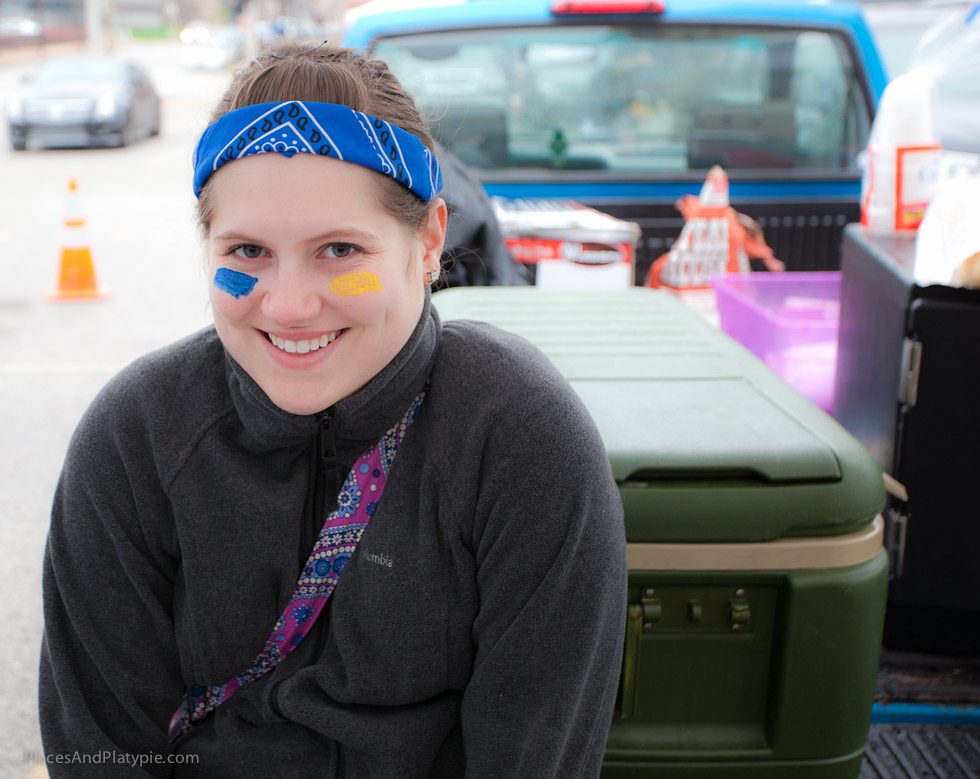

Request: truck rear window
left=372, top=24, right=872, bottom=176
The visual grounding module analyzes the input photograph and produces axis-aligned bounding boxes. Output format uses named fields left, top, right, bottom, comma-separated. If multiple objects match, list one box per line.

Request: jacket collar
left=224, top=293, right=441, bottom=451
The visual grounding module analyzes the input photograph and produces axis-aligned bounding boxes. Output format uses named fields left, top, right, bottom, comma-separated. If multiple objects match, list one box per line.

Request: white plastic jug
left=861, top=70, right=941, bottom=236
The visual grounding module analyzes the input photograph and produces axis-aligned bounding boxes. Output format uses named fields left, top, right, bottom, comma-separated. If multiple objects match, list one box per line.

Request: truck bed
left=550, top=197, right=860, bottom=282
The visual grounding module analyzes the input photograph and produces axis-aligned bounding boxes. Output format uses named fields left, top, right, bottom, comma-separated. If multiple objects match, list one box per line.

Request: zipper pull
left=319, top=412, right=335, bottom=461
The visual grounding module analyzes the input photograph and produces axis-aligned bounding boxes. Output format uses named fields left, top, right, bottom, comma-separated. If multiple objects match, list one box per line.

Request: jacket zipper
left=337, top=742, right=346, bottom=779
left=317, top=412, right=347, bottom=779
left=318, top=411, right=339, bottom=509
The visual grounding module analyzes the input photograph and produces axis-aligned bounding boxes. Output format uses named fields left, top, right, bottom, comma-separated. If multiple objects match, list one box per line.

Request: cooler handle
left=620, top=604, right=643, bottom=719
left=620, top=593, right=661, bottom=718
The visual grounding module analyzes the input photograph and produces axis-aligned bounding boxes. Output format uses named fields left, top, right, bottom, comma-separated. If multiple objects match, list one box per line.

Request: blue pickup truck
left=343, top=7, right=980, bottom=776
left=342, top=0, right=888, bottom=282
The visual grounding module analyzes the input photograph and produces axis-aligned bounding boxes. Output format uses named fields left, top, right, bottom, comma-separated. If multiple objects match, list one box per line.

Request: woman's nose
left=261, top=264, right=323, bottom=325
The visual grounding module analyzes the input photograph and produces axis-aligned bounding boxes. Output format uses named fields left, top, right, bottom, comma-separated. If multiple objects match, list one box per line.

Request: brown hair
left=196, top=41, right=435, bottom=237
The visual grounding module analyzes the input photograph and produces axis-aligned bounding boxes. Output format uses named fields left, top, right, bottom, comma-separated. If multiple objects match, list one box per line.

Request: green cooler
left=433, top=287, right=887, bottom=779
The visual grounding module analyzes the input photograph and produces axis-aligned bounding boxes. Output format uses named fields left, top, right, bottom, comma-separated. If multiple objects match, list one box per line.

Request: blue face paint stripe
left=213, top=267, right=258, bottom=299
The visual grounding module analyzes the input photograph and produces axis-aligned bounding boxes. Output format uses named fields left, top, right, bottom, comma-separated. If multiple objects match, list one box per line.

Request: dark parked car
left=5, top=54, right=161, bottom=150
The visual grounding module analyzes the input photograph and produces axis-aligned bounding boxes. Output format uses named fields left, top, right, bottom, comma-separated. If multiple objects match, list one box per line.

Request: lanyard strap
left=169, top=385, right=428, bottom=743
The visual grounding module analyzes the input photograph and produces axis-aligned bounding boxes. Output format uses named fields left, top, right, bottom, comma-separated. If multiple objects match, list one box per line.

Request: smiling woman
left=39, top=41, right=626, bottom=779
left=204, top=150, right=444, bottom=415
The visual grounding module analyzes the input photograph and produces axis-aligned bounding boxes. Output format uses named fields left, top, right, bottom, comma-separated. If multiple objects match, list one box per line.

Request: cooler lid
left=434, top=287, right=885, bottom=543
left=572, top=378, right=839, bottom=483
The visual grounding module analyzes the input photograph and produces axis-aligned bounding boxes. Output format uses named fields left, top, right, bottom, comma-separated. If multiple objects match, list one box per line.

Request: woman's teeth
left=267, top=331, right=340, bottom=354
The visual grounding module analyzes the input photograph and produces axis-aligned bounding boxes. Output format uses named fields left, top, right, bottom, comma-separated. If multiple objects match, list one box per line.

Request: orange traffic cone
left=645, top=165, right=781, bottom=290
left=46, top=178, right=109, bottom=301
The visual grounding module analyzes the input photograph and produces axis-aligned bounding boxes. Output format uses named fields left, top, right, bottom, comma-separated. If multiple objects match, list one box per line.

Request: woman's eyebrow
left=307, top=229, right=383, bottom=245
left=212, top=230, right=261, bottom=242
left=212, top=228, right=382, bottom=244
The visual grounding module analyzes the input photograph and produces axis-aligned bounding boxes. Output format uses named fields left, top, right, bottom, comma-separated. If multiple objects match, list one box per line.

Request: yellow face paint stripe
left=329, top=272, right=383, bottom=297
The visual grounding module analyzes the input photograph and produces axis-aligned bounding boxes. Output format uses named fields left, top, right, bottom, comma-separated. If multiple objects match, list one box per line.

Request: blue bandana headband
left=192, top=100, right=442, bottom=202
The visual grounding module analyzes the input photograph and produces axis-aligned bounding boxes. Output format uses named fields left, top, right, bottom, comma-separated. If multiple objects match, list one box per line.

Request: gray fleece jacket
left=39, top=297, right=627, bottom=778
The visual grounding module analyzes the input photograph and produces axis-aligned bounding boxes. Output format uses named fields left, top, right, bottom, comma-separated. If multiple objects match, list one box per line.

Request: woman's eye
left=325, top=243, right=357, bottom=259
left=233, top=244, right=264, bottom=259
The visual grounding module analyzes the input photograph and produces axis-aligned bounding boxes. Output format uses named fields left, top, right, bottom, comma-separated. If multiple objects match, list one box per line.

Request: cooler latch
left=640, top=587, right=662, bottom=630
left=899, top=338, right=923, bottom=407
left=728, top=594, right=751, bottom=631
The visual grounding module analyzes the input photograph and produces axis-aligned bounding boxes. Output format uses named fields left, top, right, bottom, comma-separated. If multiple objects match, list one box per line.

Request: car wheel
left=10, top=138, right=26, bottom=151
left=149, top=103, right=161, bottom=137
left=119, top=116, right=136, bottom=147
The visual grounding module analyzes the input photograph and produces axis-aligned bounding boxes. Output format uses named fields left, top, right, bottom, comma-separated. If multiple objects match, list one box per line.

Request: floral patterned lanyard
left=168, top=385, right=427, bottom=744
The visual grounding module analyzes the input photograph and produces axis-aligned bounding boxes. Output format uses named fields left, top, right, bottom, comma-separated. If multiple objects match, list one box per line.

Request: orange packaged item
left=492, top=197, right=640, bottom=288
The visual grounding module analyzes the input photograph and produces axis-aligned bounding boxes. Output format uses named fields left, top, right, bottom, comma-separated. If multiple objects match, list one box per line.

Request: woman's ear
left=420, top=197, right=448, bottom=276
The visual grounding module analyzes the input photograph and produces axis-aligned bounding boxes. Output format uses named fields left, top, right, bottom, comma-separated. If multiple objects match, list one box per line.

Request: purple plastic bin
left=710, top=272, right=841, bottom=412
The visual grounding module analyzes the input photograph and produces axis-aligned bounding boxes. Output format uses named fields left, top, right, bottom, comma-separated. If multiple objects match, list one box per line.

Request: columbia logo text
left=362, top=551, right=393, bottom=568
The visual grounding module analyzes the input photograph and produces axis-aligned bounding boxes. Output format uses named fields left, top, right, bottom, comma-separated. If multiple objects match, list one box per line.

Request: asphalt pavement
left=0, top=39, right=228, bottom=778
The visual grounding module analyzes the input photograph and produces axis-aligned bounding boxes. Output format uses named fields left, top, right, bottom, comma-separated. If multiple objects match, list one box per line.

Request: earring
left=425, top=269, right=439, bottom=285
